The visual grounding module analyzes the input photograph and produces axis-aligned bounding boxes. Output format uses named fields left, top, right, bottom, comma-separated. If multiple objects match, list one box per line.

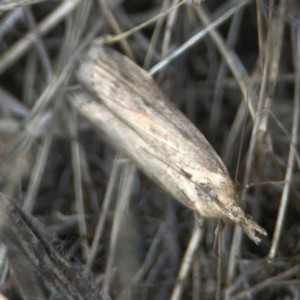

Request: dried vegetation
left=0, top=0, right=299, bottom=299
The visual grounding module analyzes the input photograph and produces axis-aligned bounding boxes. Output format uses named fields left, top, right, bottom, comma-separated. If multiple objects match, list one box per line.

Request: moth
left=74, top=45, right=267, bottom=243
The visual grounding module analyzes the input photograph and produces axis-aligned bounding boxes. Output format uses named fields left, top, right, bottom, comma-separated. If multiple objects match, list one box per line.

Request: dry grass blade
left=268, top=26, right=300, bottom=259
left=0, top=0, right=50, bottom=11
left=170, top=224, right=203, bottom=300
left=0, top=194, right=106, bottom=299
left=0, top=0, right=81, bottom=75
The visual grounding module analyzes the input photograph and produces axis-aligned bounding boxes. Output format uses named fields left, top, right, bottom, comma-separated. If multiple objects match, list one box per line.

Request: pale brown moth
left=74, top=45, right=267, bottom=243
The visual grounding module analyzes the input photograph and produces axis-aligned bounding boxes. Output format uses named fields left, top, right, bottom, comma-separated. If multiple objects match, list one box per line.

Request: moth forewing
left=82, top=51, right=218, bottom=155
left=76, top=45, right=267, bottom=243
left=78, top=47, right=229, bottom=186
left=71, top=91, right=198, bottom=210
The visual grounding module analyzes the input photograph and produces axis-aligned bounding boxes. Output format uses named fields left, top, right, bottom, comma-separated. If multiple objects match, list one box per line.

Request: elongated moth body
left=74, top=45, right=267, bottom=243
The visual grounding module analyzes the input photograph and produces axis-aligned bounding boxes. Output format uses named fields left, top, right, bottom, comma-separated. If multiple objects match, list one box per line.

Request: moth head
left=191, top=172, right=266, bottom=243
left=190, top=170, right=237, bottom=220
